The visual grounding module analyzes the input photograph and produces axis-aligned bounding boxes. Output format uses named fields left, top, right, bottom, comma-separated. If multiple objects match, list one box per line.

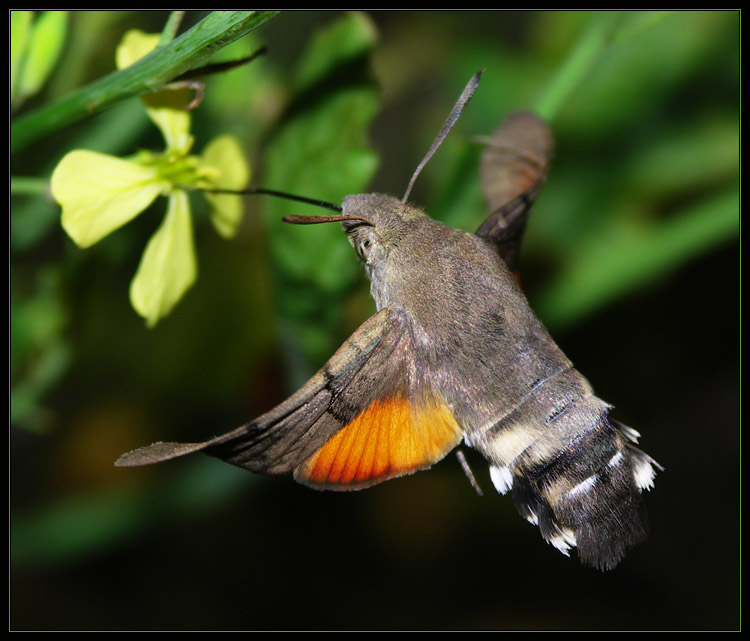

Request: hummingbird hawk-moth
left=117, top=73, right=660, bottom=570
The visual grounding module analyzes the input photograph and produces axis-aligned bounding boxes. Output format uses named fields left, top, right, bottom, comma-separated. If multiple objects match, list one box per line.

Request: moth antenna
left=283, top=214, right=374, bottom=226
left=197, top=187, right=343, bottom=213
left=401, top=70, right=483, bottom=204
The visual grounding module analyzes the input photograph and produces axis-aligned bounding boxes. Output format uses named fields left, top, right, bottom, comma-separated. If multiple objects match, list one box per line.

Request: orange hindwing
left=298, top=394, right=461, bottom=489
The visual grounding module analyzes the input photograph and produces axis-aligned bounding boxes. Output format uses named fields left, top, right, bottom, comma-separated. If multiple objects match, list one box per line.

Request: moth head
left=282, top=70, right=483, bottom=264
left=199, top=72, right=482, bottom=269
left=340, top=194, right=423, bottom=264
left=281, top=193, right=420, bottom=266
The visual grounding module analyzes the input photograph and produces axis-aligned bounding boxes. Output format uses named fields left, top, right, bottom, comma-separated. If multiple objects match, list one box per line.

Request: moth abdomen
left=483, top=392, right=659, bottom=570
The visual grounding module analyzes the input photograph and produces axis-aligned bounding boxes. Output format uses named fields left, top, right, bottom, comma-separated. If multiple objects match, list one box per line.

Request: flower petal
left=51, top=150, right=164, bottom=248
left=115, top=29, right=160, bottom=70
left=200, top=135, right=251, bottom=238
left=129, top=190, right=197, bottom=327
left=115, top=30, right=193, bottom=154
left=146, top=105, right=193, bottom=155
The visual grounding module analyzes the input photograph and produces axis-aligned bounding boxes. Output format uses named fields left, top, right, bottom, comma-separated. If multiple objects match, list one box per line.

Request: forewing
left=116, top=307, right=462, bottom=490
left=476, top=111, right=554, bottom=272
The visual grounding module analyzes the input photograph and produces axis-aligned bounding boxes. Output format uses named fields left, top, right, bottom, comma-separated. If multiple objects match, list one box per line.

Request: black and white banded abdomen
left=468, top=367, right=660, bottom=570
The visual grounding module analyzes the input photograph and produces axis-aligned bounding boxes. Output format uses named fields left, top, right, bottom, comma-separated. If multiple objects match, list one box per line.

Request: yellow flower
left=129, top=190, right=196, bottom=326
left=50, top=29, right=249, bottom=327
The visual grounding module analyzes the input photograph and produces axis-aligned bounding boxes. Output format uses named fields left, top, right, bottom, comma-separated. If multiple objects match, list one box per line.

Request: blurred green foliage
left=10, top=10, right=739, bottom=631
left=11, top=11, right=69, bottom=109
left=262, top=12, right=380, bottom=384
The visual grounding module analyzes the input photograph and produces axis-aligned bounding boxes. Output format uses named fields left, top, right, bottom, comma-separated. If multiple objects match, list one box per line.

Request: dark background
left=11, top=11, right=739, bottom=631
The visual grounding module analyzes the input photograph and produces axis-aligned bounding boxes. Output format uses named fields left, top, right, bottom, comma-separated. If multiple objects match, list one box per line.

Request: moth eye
left=355, top=236, right=373, bottom=261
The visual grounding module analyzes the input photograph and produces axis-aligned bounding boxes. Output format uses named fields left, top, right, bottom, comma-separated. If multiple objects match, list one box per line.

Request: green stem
left=534, top=11, right=621, bottom=122
left=157, top=11, right=185, bottom=48
left=10, top=10, right=280, bottom=154
left=10, top=176, right=49, bottom=196
left=612, top=10, right=673, bottom=43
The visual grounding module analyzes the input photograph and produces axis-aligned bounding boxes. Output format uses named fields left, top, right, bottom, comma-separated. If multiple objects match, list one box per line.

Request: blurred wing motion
left=476, top=111, right=554, bottom=272
left=116, top=307, right=462, bottom=490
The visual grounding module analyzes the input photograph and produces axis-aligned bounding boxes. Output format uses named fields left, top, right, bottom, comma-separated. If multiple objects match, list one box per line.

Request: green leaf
left=622, top=116, right=739, bottom=197
left=130, top=190, right=197, bottom=327
left=10, top=267, right=70, bottom=432
left=15, top=11, right=68, bottom=104
left=535, top=186, right=739, bottom=328
left=294, top=10, right=379, bottom=93
left=10, top=11, right=33, bottom=101
left=534, top=11, right=622, bottom=122
left=262, top=12, right=380, bottom=381
left=545, top=11, right=736, bottom=138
